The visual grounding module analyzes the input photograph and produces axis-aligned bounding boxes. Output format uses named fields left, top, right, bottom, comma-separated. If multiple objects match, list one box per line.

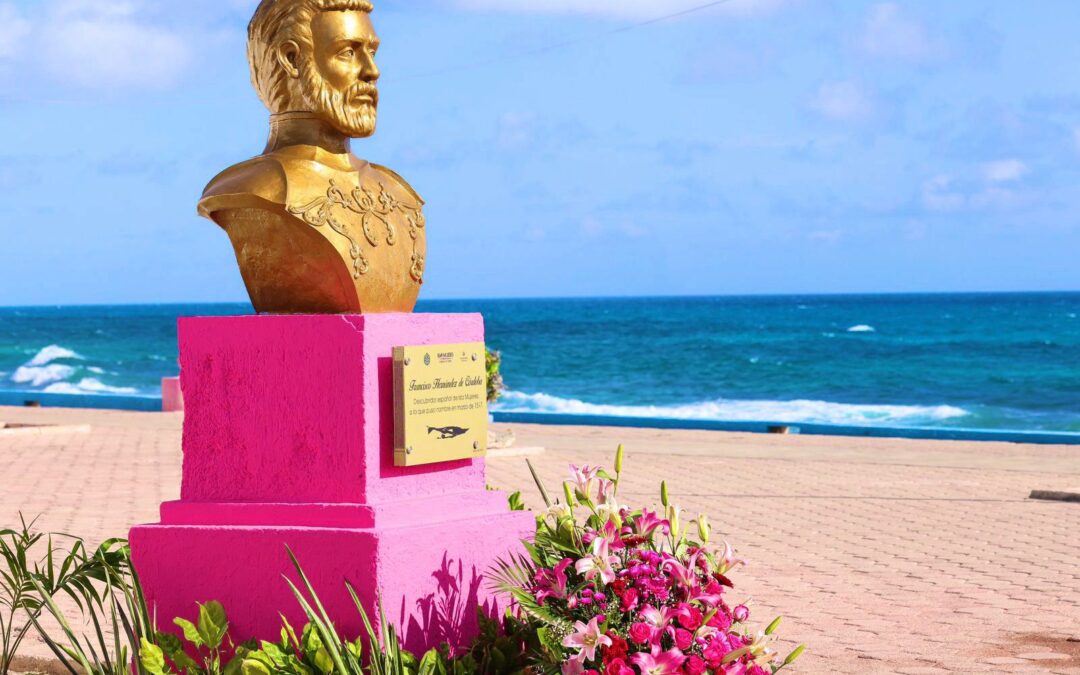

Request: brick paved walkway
left=2, top=408, right=1078, bottom=674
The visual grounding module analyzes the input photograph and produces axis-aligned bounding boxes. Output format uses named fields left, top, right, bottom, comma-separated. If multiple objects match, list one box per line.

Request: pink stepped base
left=130, top=314, right=534, bottom=655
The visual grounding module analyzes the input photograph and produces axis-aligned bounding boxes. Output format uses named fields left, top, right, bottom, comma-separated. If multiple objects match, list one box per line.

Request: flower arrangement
left=492, top=447, right=805, bottom=674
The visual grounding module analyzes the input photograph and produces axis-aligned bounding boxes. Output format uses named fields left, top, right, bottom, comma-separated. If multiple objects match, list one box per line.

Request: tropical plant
left=485, top=349, right=505, bottom=404
left=489, top=447, right=807, bottom=674
left=26, top=534, right=163, bottom=675
left=0, top=515, right=129, bottom=675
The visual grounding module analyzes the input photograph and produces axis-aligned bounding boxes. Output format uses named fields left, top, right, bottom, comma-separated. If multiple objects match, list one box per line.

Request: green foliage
left=0, top=515, right=131, bottom=675
left=139, top=600, right=240, bottom=675
left=485, top=349, right=505, bottom=404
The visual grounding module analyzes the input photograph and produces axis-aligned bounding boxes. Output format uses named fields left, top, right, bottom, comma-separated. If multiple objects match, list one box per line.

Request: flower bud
left=614, top=444, right=625, bottom=474
left=660, top=481, right=669, bottom=508
left=667, top=504, right=681, bottom=540
left=697, top=515, right=710, bottom=544
left=563, top=482, right=575, bottom=509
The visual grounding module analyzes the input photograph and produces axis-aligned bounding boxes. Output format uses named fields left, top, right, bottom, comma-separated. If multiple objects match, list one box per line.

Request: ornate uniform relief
left=288, top=178, right=426, bottom=282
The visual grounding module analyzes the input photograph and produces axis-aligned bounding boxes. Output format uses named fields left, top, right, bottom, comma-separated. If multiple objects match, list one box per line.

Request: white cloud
left=0, top=4, right=31, bottom=59
left=452, top=0, right=790, bottom=21
left=38, top=0, right=191, bottom=89
left=982, top=159, right=1029, bottom=183
left=859, top=3, right=935, bottom=63
left=921, top=175, right=965, bottom=212
left=808, top=81, right=875, bottom=123
left=922, top=163, right=1032, bottom=213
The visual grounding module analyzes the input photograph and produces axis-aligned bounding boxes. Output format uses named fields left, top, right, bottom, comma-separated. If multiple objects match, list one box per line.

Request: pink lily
left=634, top=509, right=671, bottom=540
left=630, top=646, right=687, bottom=674
left=561, top=615, right=612, bottom=664
left=575, top=538, right=620, bottom=584
left=717, top=541, right=746, bottom=575
left=663, top=551, right=702, bottom=588
left=639, top=604, right=680, bottom=637
left=594, top=519, right=625, bottom=550
left=569, top=464, right=600, bottom=498
left=597, top=478, right=617, bottom=504
left=534, top=558, right=574, bottom=605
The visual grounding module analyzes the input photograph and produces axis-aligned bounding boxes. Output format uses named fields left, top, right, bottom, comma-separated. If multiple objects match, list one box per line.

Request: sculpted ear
left=275, top=40, right=302, bottom=79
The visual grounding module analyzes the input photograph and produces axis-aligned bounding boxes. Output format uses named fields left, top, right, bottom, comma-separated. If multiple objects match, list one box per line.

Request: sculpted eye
left=339, top=48, right=356, bottom=59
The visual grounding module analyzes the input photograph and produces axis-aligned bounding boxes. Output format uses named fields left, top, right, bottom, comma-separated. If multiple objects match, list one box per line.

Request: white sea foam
left=10, top=345, right=86, bottom=387
left=44, top=378, right=138, bottom=395
left=11, top=364, right=77, bottom=387
left=493, top=391, right=969, bottom=426
left=847, top=325, right=876, bottom=333
left=27, top=345, right=84, bottom=366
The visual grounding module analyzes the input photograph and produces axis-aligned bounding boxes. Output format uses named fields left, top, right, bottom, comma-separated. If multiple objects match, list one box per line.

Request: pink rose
left=676, top=604, right=703, bottom=631
left=675, top=629, right=694, bottom=650
left=620, top=588, right=640, bottom=612
left=733, top=604, right=750, bottom=622
left=683, top=655, right=707, bottom=674
left=604, top=660, right=634, bottom=675
left=628, top=622, right=652, bottom=645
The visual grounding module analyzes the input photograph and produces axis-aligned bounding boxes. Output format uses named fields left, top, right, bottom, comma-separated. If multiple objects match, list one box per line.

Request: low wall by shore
left=3, top=389, right=1079, bottom=446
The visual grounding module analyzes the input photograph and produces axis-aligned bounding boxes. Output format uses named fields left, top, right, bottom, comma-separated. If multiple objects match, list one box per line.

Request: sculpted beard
left=300, top=57, right=378, bottom=137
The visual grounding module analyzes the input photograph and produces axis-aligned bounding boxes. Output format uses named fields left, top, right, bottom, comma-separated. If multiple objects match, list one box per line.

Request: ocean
left=1, top=293, right=1078, bottom=432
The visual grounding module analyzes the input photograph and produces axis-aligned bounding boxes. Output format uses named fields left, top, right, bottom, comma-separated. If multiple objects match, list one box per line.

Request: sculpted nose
left=361, top=51, right=379, bottom=83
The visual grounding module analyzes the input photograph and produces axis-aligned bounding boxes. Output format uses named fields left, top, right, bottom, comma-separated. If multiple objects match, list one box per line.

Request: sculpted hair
left=249, top=0, right=374, bottom=113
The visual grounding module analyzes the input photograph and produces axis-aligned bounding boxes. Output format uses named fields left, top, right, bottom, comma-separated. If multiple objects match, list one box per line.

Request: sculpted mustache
left=349, top=83, right=378, bottom=102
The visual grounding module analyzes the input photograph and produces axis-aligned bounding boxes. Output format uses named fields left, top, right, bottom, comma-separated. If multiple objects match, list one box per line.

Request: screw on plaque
left=406, top=446, right=413, bottom=455
left=472, top=353, right=478, bottom=361
left=473, top=441, right=480, bottom=450
left=404, top=357, right=412, bottom=366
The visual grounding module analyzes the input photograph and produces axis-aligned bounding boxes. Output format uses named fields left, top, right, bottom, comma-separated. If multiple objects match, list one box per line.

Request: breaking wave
left=847, top=325, right=876, bottom=333
left=493, top=390, right=969, bottom=427
left=7, top=344, right=139, bottom=395
left=44, top=379, right=139, bottom=395
left=10, top=344, right=84, bottom=387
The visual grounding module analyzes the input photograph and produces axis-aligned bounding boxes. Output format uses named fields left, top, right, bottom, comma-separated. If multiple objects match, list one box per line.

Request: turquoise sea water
left=1, top=293, right=1078, bottom=432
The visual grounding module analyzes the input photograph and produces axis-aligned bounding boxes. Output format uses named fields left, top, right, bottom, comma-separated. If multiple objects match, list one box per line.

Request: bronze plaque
left=393, top=342, right=488, bottom=467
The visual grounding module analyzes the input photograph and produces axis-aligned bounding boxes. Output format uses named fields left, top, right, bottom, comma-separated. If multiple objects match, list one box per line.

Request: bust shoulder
left=197, top=155, right=289, bottom=218
left=368, top=163, right=425, bottom=205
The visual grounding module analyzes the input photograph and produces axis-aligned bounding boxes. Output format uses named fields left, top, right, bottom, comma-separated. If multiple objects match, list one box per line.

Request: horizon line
left=2, top=288, right=1080, bottom=310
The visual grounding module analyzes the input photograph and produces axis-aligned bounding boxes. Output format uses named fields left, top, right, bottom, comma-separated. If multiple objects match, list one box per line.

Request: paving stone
left=2, top=408, right=1079, bottom=674
left=1018, top=651, right=1071, bottom=661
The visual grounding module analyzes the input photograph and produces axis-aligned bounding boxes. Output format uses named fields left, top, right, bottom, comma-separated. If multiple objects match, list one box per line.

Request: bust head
left=249, top=0, right=381, bottom=138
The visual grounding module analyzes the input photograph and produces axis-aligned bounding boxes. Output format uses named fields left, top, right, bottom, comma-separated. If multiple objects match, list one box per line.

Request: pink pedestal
left=130, top=314, right=533, bottom=654
left=161, top=377, right=183, bottom=412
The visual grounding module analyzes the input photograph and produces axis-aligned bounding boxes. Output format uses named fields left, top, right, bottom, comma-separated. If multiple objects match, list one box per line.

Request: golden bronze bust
left=199, top=0, right=425, bottom=314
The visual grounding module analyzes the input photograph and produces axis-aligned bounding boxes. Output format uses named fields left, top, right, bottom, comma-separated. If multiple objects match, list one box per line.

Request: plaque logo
left=428, top=426, right=470, bottom=440
left=424, top=353, right=431, bottom=366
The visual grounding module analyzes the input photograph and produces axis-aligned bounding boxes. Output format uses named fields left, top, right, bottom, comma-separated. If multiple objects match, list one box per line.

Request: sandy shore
left=1, top=406, right=1078, bottom=674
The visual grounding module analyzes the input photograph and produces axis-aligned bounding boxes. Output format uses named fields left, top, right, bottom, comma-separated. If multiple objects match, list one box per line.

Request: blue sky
left=2, top=0, right=1080, bottom=305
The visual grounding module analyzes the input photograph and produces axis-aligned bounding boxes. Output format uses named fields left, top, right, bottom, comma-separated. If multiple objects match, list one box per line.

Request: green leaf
left=241, top=658, right=272, bottom=675
left=155, top=631, right=184, bottom=657
left=174, top=618, right=204, bottom=647
left=198, top=600, right=229, bottom=649
left=140, top=638, right=167, bottom=675
left=312, top=648, right=334, bottom=675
